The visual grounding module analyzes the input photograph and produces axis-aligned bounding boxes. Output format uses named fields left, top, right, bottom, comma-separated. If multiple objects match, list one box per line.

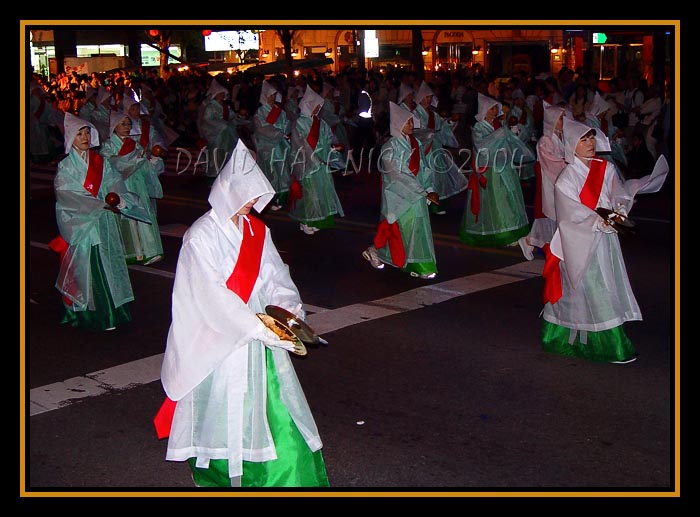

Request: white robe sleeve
left=160, top=223, right=266, bottom=401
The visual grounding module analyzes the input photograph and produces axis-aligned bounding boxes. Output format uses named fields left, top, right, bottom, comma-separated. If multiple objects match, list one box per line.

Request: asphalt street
left=22, top=145, right=678, bottom=504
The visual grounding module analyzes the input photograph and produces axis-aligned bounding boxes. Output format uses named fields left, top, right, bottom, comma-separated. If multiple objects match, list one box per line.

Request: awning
left=243, top=57, right=333, bottom=75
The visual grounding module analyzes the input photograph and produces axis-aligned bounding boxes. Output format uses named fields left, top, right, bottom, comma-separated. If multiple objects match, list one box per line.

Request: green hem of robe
left=189, top=347, right=329, bottom=488
left=458, top=225, right=529, bottom=247
left=541, top=320, right=637, bottom=363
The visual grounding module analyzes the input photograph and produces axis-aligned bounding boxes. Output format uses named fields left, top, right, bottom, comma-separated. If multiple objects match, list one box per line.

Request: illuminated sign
left=364, top=29, right=379, bottom=58
left=204, top=31, right=259, bottom=52
left=592, top=32, right=608, bottom=44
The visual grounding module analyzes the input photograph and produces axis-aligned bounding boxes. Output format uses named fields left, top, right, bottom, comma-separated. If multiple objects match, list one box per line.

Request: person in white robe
left=517, top=102, right=568, bottom=260
left=156, top=140, right=329, bottom=487
left=51, top=113, right=144, bottom=331
left=413, top=80, right=468, bottom=216
left=362, top=102, right=439, bottom=279
left=540, top=117, right=669, bottom=363
left=252, top=80, right=292, bottom=210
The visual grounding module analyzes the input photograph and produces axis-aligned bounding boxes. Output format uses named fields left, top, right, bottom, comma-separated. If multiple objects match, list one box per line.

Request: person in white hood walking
left=540, top=118, right=668, bottom=363
left=154, top=140, right=329, bottom=487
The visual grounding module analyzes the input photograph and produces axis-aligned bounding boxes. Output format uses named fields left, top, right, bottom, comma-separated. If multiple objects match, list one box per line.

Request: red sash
left=83, top=150, right=104, bottom=197
left=289, top=177, right=303, bottom=209
left=542, top=243, right=563, bottom=304
left=118, top=137, right=136, bottom=156
left=579, top=158, right=606, bottom=210
left=139, top=119, right=150, bottom=149
left=467, top=155, right=488, bottom=222
left=427, top=109, right=435, bottom=130
left=408, top=134, right=420, bottom=175
left=48, top=235, right=72, bottom=306
left=153, top=215, right=267, bottom=440
left=266, top=105, right=282, bottom=125
left=542, top=159, right=606, bottom=305
left=307, top=115, right=320, bottom=150
left=492, top=118, right=502, bottom=130
left=373, top=219, right=406, bottom=268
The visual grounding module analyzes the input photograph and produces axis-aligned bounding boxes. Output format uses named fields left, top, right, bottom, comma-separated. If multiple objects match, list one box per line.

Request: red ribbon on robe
left=541, top=158, right=606, bottom=305
left=266, top=104, right=282, bottom=124
left=139, top=119, right=151, bottom=149
left=289, top=177, right=303, bottom=209
left=307, top=115, right=320, bottom=150
left=49, top=235, right=72, bottom=306
left=579, top=158, right=606, bottom=210
left=118, top=137, right=136, bottom=156
left=533, top=161, right=545, bottom=219
left=600, top=116, right=609, bottom=136
left=467, top=155, right=488, bottom=222
left=408, top=134, right=420, bottom=175
left=492, top=117, right=502, bottom=130
left=373, top=219, right=406, bottom=268
left=541, top=243, right=562, bottom=305
left=153, top=215, right=267, bottom=440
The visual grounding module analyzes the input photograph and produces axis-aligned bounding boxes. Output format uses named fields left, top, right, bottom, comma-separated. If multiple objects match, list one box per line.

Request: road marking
left=28, top=259, right=543, bottom=417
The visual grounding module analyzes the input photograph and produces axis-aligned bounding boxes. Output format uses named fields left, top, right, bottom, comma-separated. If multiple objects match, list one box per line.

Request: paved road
left=22, top=145, right=678, bottom=501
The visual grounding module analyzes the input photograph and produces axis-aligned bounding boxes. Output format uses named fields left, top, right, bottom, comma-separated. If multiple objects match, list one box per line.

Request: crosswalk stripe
left=28, top=259, right=542, bottom=417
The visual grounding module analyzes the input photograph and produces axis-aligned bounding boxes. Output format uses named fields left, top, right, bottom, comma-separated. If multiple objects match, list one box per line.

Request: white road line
left=28, top=259, right=543, bottom=417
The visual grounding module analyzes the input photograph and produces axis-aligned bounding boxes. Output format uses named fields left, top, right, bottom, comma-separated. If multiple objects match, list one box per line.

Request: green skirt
left=189, top=347, right=330, bottom=488
left=301, top=214, right=336, bottom=231
left=61, top=245, right=131, bottom=331
left=459, top=224, right=529, bottom=247
left=541, top=320, right=637, bottom=363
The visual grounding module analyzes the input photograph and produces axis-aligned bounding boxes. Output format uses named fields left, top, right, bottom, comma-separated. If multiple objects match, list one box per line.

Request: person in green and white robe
left=288, top=85, right=344, bottom=235
left=541, top=117, right=668, bottom=363
left=458, top=93, right=534, bottom=247
left=362, top=101, right=439, bottom=279
left=197, top=79, right=239, bottom=181
left=413, top=80, right=468, bottom=216
left=159, top=140, right=330, bottom=487
left=100, top=110, right=163, bottom=265
left=253, top=80, right=292, bottom=210
left=53, top=113, right=144, bottom=331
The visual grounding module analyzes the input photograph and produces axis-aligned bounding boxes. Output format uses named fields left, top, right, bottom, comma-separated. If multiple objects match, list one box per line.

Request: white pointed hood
left=122, top=92, right=148, bottom=117
left=389, top=101, right=413, bottom=138
left=415, top=81, right=438, bottom=108
left=298, top=85, right=324, bottom=117
left=109, top=110, right=139, bottom=137
left=96, top=86, right=112, bottom=106
left=397, top=83, right=414, bottom=105
left=475, top=93, right=503, bottom=122
left=586, top=91, right=610, bottom=118
left=63, top=112, right=99, bottom=154
left=259, top=80, right=278, bottom=105
left=542, top=104, right=566, bottom=138
left=562, top=117, right=611, bottom=165
left=206, top=80, right=229, bottom=99
left=208, top=140, right=275, bottom=222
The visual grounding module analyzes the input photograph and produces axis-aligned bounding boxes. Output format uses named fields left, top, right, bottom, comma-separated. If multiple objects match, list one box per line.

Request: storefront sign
left=441, top=31, right=465, bottom=41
